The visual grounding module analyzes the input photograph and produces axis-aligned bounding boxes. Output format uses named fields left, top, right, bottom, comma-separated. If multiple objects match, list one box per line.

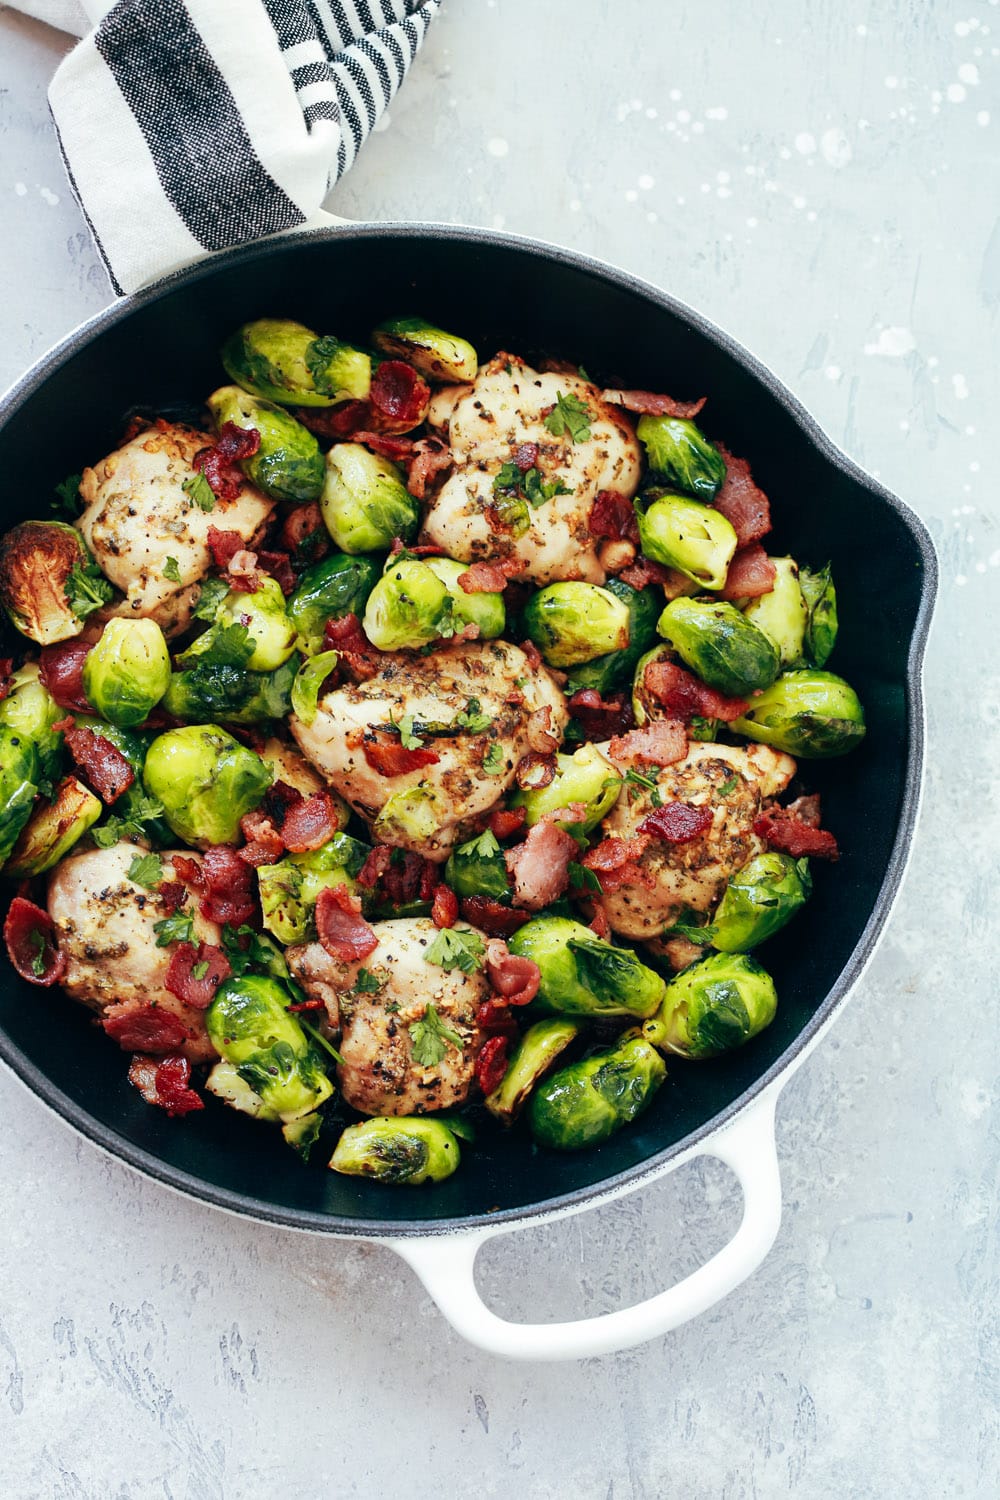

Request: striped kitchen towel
left=19, top=0, right=441, bottom=294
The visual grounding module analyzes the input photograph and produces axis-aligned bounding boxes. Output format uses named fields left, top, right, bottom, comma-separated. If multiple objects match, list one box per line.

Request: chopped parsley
left=193, top=576, right=229, bottom=621
left=465, top=829, right=502, bottom=860
left=127, top=852, right=163, bottom=890
left=568, top=862, right=603, bottom=894
left=352, top=966, right=382, bottom=995
left=191, top=960, right=210, bottom=982
left=425, top=925, right=486, bottom=976
left=408, top=1003, right=465, bottom=1067
left=390, top=712, right=424, bottom=750
left=65, top=560, right=114, bottom=622
left=182, top=471, right=216, bottom=512
left=153, top=910, right=195, bottom=948
left=91, top=795, right=165, bottom=849
left=198, top=621, right=254, bottom=668
left=523, top=468, right=573, bottom=507
left=453, top=698, right=491, bottom=733
left=221, top=923, right=289, bottom=980
left=492, top=461, right=523, bottom=492
left=482, top=742, right=506, bottom=776
left=163, top=556, right=182, bottom=584
left=384, top=999, right=401, bottom=1014
left=543, top=390, right=592, bottom=443
left=51, top=472, right=82, bottom=519
left=717, top=775, right=739, bottom=796
left=663, top=919, right=715, bottom=946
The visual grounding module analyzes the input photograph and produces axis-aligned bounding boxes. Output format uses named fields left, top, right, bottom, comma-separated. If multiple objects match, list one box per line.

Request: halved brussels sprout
left=799, top=564, right=838, bottom=667
left=371, top=784, right=448, bottom=846
left=207, top=385, right=325, bottom=503
left=563, top=579, right=661, bottom=697
left=5, top=775, right=101, bottom=876
left=258, top=832, right=369, bottom=945
left=424, top=557, right=505, bottom=640
left=0, top=727, right=39, bottom=869
left=523, top=582, right=631, bottom=668
left=206, top=975, right=333, bottom=1121
left=321, top=443, right=420, bottom=554
left=82, top=617, right=171, bottom=727
left=509, top=915, right=665, bottom=1018
left=181, top=576, right=297, bottom=673
left=657, top=597, right=779, bottom=697
left=710, top=851, right=812, bottom=952
left=636, top=415, right=726, bottom=499
left=330, top=1117, right=461, bottom=1185
left=143, top=725, right=272, bottom=847
left=730, top=670, right=866, bottom=758
left=162, top=657, right=299, bottom=725
left=287, top=553, right=381, bottom=655
left=484, top=1017, right=582, bottom=1125
left=362, top=557, right=452, bottom=651
left=528, top=1034, right=666, bottom=1151
left=372, top=316, right=478, bottom=383
left=630, top=644, right=716, bottom=742
left=0, top=521, right=110, bottom=645
left=635, top=492, right=737, bottom=591
left=221, top=318, right=371, bottom=407
left=444, top=829, right=512, bottom=904
left=0, top=663, right=64, bottom=784
left=742, top=557, right=808, bottom=668
left=205, top=1060, right=279, bottom=1120
left=510, top=743, right=621, bottom=833
left=642, top=952, right=777, bottom=1059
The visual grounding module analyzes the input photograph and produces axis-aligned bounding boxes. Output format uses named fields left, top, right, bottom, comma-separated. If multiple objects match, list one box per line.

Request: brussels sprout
left=181, top=576, right=297, bottom=673
left=143, top=725, right=271, bottom=847
left=290, top=650, right=339, bottom=726
left=657, top=597, right=779, bottom=697
left=509, top=916, right=665, bottom=1018
left=372, top=784, right=448, bottom=846
left=799, top=564, right=838, bottom=667
left=163, top=657, right=299, bottom=725
left=0, top=663, right=64, bottom=784
left=287, top=553, right=381, bottom=655
left=0, top=520, right=112, bottom=645
left=523, top=582, right=631, bottom=669
left=0, top=727, right=39, bottom=869
left=635, top=492, right=737, bottom=591
left=321, top=443, right=420, bottom=554
left=629, top=644, right=717, bottom=742
left=636, top=415, right=726, bottom=500
left=510, top=743, right=621, bottom=833
left=484, top=1017, right=582, bottom=1125
left=207, top=385, right=325, bottom=503
left=221, top=318, right=371, bottom=408
left=258, top=832, right=369, bottom=945
left=204, top=1060, right=279, bottom=1120
left=424, top=557, right=505, bottom=640
left=709, top=851, right=812, bottom=952
left=206, top=975, right=334, bottom=1121
left=362, top=557, right=452, bottom=651
left=330, top=1117, right=461, bottom=1185
left=730, top=670, right=866, bottom=758
left=372, top=316, right=478, bottom=383
left=528, top=1034, right=666, bottom=1151
left=5, top=775, right=101, bottom=876
left=444, top=829, right=513, bottom=904
left=642, top=952, right=777, bottom=1059
left=81, top=617, right=171, bottom=728
left=742, top=557, right=808, bottom=668
left=563, top=579, right=661, bottom=697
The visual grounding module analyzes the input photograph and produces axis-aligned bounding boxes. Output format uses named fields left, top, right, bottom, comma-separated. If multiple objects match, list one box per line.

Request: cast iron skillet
left=0, top=226, right=936, bottom=1354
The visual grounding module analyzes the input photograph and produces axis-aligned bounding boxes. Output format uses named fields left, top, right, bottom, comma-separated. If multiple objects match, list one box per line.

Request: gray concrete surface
left=0, top=1, right=997, bottom=1495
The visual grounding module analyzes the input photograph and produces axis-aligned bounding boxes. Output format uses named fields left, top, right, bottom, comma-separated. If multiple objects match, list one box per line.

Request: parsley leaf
left=182, top=471, right=216, bottom=512
left=662, top=920, right=716, bottom=945
left=543, top=391, right=592, bottom=443
left=392, top=713, right=424, bottom=751
left=65, top=561, right=114, bottom=622
left=352, top=967, right=382, bottom=995
left=153, top=910, right=195, bottom=948
left=492, top=461, right=524, bottom=493
left=492, top=461, right=572, bottom=510
left=624, top=766, right=659, bottom=799
left=193, top=576, right=229, bottom=622
left=197, top=621, right=254, bottom=668
left=191, top=960, right=210, bottom=982
left=221, top=923, right=289, bottom=981
left=408, top=1003, right=465, bottom=1067
left=466, top=829, right=502, bottom=860
left=163, top=556, right=182, bottom=584
left=384, top=999, right=401, bottom=1014
left=453, top=698, right=491, bottom=733
left=717, top=775, right=739, bottom=796
left=92, top=794, right=165, bottom=849
left=523, top=468, right=573, bottom=507
left=424, top=926, right=486, bottom=976
left=568, top=862, right=603, bottom=894
left=51, top=472, right=82, bottom=519
left=127, top=852, right=163, bottom=890
left=482, top=742, right=506, bottom=776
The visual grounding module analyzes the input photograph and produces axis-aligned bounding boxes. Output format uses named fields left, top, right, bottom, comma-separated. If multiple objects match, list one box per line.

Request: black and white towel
left=7, top=0, right=440, bottom=293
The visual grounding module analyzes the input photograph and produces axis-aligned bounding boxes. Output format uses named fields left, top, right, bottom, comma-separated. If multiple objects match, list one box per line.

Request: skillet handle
left=386, top=1088, right=782, bottom=1361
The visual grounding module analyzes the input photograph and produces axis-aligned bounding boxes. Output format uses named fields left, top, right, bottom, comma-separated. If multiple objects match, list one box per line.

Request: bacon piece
left=607, top=718, right=687, bottom=767
left=581, top=835, right=655, bottom=895
left=225, top=548, right=261, bottom=594
left=158, top=880, right=187, bottom=912
left=488, top=806, right=527, bottom=840
left=712, top=445, right=772, bottom=547
left=721, top=543, right=777, bottom=602
left=39, top=640, right=91, bottom=712
left=618, top=557, right=693, bottom=599
left=567, top=688, right=634, bottom=741
left=165, top=941, right=231, bottom=1010
left=370, top=360, right=431, bottom=427
left=405, top=438, right=453, bottom=499
left=3, top=897, right=66, bottom=986
left=0, top=658, right=13, bottom=703
left=389, top=538, right=446, bottom=558
left=279, top=502, right=325, bottom=554
left=786, top=793, right=822, bottom=827
left=293, top=400, right=371, bottom=441
left=323, top=612, right=382, bottom=683
left=198, top=846, right=258, bottom=926
left=361, top=729, right=441, bottom=779
left=504, top=819, right=578, bottom=911
left=515, top=751, right=556, bottom=791
left=103, top=1003, right=190, bottom=1053
left=754, top=806, right=839, bottom=860
left=589, top=905, right=611, bottom=940
left=279, top=790, right=341, bottom=853
left=476, top=998, right=520, bottom=1036
left=257, top=550, right=296, bottom=596
left=314, top=883, right=378, bottom=961
left=128, top=1053, right=204, bottom=1117
left=526, top=706, right=559, bottom=755
left=475, top=1035, right=510, bottom=1095
left=263, top=779, right=305, bottom=826
left=194, top=423, right=260, bottom=500
left=432, top=885, right=459, bottom=929
left=485, top=938, right=541, bottom=1006
left=460, top=896, right=532, bottom=937
left=601, top=388, right=707, bottom=419
left=356, top=844, right=438, bottom=909
left=56, top=719, right=135, bottom=804
left=237, top=809, right=285, bottom=868
left=590, top=490, right=641, bottom=545
left=171, top=853, right=202, bottom=888
left=206, top=526, right=245, bottom=570
left=642, top=659, right=748, bottom=723
left=458, top=561, right=510, bottom=594
left=352, top=430, right=415, bottom=461
left=639, top=802, right=714, bottom=844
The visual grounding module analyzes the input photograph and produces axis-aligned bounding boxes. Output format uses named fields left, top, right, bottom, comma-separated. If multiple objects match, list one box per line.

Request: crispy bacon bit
left=485, top=938, right=541, bottom=1006
left=3, top=897, right=66, bottom=986
left=459, top=896, right=532, bottom=937
left=476, top=1000, right=519, bottom=1037
left=128, top=1053, right=204, bottom=1115
left=488, top=806, right=527, bottom=840
left=194, top=422, right=260, bottom=499
left=279, top=502, right=326, bottom=556
left=360, top=728, right=441, bottom=779
left=0, top=658, right=13, bottom=703
left=513, top=441, right=540, bottom=471
left=608, top=718, right=687, bottom=767
left=198, top=846, right=258, bottom=926
left=279, top=790, right=341, bottom=853
left=567, top=688, right=634, bottom=741
left=405, top=437, right=453, bottom=499
left=206, top=526, right=245, bottom=570
left=389, top=538, right=446, bottom=558
left=712, top=445, right=771, bottom=547
left=294, top=400, right=371, bottom=442
left=165, top=942, right=231, bottom=1010
left=158, top=880, right=187, bottom=912
left=225, top=548, right=261, bottom=594
left=619, top=557, right=693, bottom=598
left=590, top=490, right=640, bottom=545
left=314, top=883, right=378, bottom=961
left=589, top=905, right=611, bottom=940
left=39, top=640, right=91, bottom=712
left=237, top=810, right=285, bottom=867
left=514, top=751, right=556, bottom=792
left=323, top=612, right=382, bottom=682
left=170, top=853, right=202, bottom=888
left=257, top=549, right=296, bottom=595
left=370, top=360, right=431, bottom=427
left=754, top=806, right=839, bottom=860
left=352, top=430, right=415, bottom=462
left=475, top=1035, right=510, bottom=1095
left=785, top=793, right=822, bottom=827
left=458, top=560, right=510, bottom=594
left=581, top=835, right=655, bottom=894
left=642, top=659, right=748, bottom=723
left=721, top=544, right=777, bottom=601
left=526, top=706, right=560, bottom=755
left=356, top=844, right=438, bottom=909
left=285, top=998, right=326, bottom=1012
left=103, top=1003, right=189, bottom=1053
left=264, top=779, right=305, bottom=826
left=601, top=388, right=707, bottom=419
left=504, top=819, right=578, bottom=911
left=56, top=719, right=135, bottom=804
left=639, top=802, right=714, bottom=844
left=431, top=885, right=459, bottom=929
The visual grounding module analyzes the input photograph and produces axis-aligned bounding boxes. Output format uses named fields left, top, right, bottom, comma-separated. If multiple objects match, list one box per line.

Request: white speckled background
left=0, top=2, right=997, bottom=1494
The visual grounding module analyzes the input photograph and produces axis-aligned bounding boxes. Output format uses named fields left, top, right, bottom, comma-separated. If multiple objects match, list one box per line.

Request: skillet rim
left=0, top=222, right=938, bottom=1236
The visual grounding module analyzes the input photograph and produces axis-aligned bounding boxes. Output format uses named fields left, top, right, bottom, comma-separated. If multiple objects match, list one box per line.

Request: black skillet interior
left=0, top=227, right=935, bottom=1234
